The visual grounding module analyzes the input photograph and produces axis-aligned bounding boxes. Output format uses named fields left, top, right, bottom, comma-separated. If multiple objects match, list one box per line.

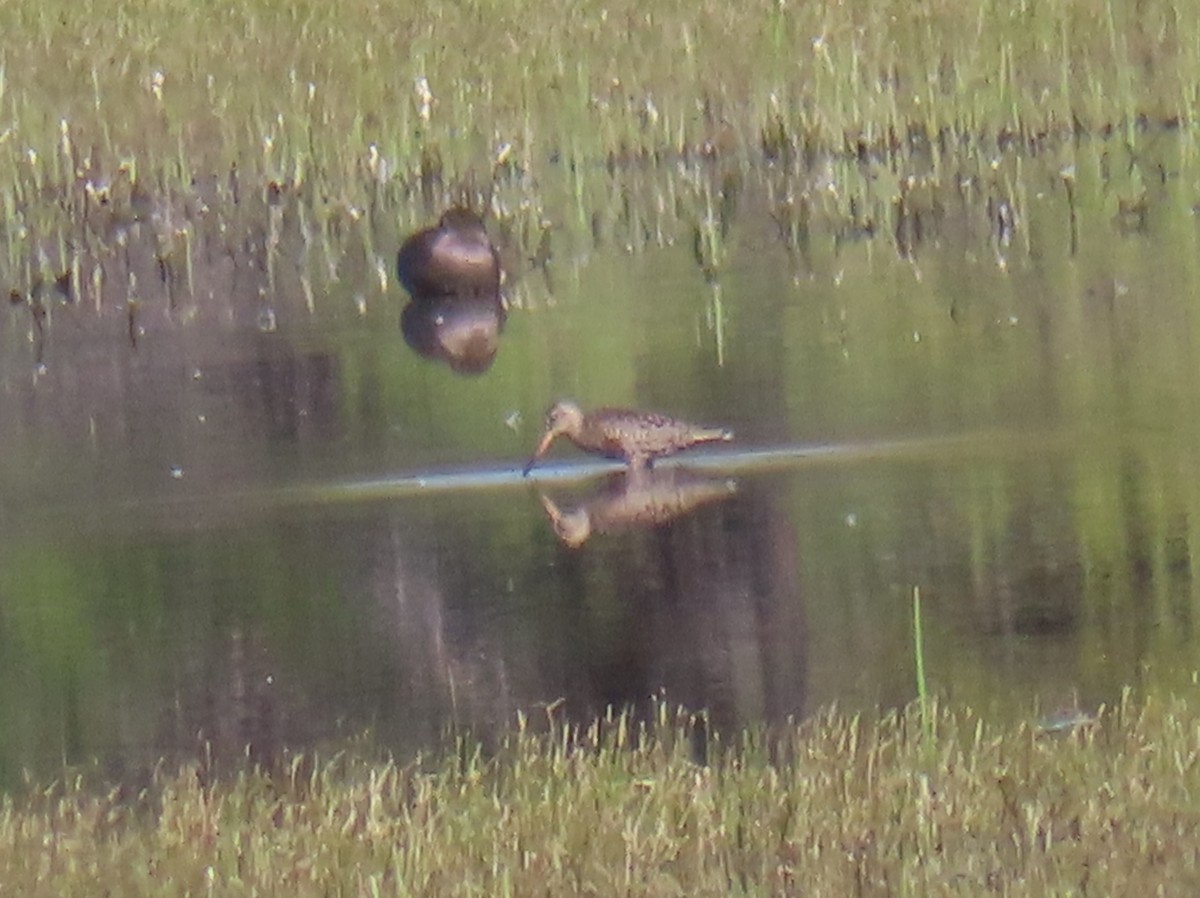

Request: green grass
left=2, top=692, right=1200, bottom=896
left=1, top=0, right=1199, bottom=306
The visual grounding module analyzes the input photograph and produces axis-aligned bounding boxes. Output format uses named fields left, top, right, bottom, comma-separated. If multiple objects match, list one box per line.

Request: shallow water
left=1, top=160, right=1198, bottom=787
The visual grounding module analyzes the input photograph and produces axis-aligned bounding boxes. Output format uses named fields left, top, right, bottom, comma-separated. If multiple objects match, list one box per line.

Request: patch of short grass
left=3, top=692, right=1200, bottom=896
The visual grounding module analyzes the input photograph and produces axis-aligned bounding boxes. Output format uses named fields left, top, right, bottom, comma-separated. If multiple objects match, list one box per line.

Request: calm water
left=2, top=162, right=1198, bottom=787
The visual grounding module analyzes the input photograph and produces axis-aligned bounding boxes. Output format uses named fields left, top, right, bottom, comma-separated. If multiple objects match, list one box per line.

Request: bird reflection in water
left=539, top=468, right=738, bottom=548
left=396, top=207, right=506, bottom=375
left=400, top=293, right=506, bottom=375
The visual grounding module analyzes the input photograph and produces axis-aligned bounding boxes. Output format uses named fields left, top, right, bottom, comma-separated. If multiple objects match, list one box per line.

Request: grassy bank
left=4, top=0, right=1197, bottom=180
left=3, top=693, right=1200, bottom=896
left=2, top=0, right=1197, bottom=308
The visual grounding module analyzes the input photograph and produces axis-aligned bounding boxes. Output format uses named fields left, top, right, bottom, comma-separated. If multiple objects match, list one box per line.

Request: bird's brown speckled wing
left=580, top=410, right=638, bottom=460
left=574, top=407, right=730, bottom=464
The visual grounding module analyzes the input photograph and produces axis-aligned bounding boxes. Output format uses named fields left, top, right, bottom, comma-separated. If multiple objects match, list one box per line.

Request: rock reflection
left=397, top=208, right=507, bottom=374
left=400, top=292, right=507, bottom=375
left=539, top=468, right=738, bottom=548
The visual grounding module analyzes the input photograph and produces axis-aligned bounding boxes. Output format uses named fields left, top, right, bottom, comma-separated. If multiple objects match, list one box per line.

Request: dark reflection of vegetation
left=538, top=468, right=737, bottom=548
left=0, top=509, right=463, bottom=791
left=505, top=482, right=807, bottom=733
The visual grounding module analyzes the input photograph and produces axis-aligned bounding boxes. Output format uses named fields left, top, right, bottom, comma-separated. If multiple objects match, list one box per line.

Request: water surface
left=2, top=158, right=1198, bottom=787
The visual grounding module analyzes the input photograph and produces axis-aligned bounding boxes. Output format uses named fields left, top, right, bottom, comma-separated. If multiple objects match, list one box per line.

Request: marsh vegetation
left=5, top=695, right=1200, bottom=896
left=3, top=0, right=1200, bottom=891
left=3, top=0, right=1198, bottom=318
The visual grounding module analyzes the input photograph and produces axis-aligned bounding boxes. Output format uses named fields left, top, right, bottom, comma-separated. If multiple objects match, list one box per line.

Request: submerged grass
left=3, top=692, right=1200, bottom=895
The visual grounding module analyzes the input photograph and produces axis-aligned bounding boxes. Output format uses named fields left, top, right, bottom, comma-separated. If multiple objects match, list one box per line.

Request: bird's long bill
left=521, top=430, right=558, bottom=476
